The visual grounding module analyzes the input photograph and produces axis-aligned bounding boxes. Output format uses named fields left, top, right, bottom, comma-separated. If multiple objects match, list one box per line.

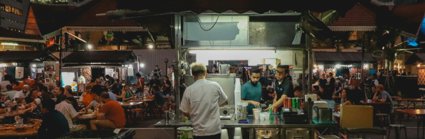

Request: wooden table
left=119, top=101, right=143, bottom=108
left=78, top=113, right=96, bottom=120
left=396, top=109, right=425, bottom=138
left=0, top=110, right=27, bottom=118
left=0, top=119, right=41, bottom=138
left=119, top=101, right=144, bottom=124
left=399, top=98, right=425, bottom=108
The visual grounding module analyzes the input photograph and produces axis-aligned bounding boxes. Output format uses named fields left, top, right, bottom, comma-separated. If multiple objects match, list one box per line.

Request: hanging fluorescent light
left=0, top=42, right=18, bottom=46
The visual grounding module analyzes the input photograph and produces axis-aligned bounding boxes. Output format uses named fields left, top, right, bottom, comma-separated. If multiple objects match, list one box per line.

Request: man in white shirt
left=55, top=96, right=80, bottom=128
left=3, top=85, right=17, bottom=100
left=14, top=85, right=30, bottom=101
left=180, top=63, right=228, bottom=139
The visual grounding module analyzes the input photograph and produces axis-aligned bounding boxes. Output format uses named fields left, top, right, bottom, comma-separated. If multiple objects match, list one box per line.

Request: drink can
left=294, top=98, right=299, bottom=109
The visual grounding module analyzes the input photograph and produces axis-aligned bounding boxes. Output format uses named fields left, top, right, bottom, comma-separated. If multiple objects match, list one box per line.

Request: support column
left=306, top=34, right=313, bottom=93
left=174, top=14, right=182, bottom=119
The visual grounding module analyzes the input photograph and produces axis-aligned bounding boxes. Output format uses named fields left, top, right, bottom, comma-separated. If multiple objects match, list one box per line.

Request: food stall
left=0, top=51, right=56, bottom=82
left=62, top=51, right=138, bottom=92
left=152, top=12, right=339, bottom=139
left=313, top=51, right=376, bottom=78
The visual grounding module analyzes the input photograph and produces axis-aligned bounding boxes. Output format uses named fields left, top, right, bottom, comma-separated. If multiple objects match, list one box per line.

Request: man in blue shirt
left=242, top=69, right=262, bottom=115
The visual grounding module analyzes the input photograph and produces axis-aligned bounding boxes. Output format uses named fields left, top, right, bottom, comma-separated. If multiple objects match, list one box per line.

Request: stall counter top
left=154, top=119, right=336, bottom=128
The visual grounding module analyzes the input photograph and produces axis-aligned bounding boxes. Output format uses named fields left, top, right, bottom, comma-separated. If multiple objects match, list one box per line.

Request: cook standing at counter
left=241, top=69, right=262, bottom=115
left=180, top=63, right=228, bottom=139
left=269, top=65, right=294, bottom=112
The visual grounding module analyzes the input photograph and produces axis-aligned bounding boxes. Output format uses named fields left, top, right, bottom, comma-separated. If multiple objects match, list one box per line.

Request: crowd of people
left=0, top=64, right=175, bottom=138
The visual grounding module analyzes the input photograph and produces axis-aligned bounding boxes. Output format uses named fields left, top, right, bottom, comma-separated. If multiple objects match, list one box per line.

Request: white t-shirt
left=179, top=79, right=228, bottom=136
left=55, top=100, right=79, bottom=128
left=13, top=91, right=26, bottom=99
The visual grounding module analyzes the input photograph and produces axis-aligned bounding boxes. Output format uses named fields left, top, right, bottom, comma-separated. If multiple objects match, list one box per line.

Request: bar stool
left=387, top=124, right=407, bottom=139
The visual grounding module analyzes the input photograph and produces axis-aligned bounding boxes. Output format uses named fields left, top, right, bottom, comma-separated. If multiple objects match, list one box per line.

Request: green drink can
left=294, top=98, right=299, bottom=109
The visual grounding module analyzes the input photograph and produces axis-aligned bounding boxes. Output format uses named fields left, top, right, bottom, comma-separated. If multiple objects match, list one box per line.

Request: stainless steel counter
left=154, top=118, right=336, bottom=128
left=155, top=118, right=337, bottom=139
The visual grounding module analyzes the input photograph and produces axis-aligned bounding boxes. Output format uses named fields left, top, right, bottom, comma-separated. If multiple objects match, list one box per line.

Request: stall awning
left=314, top=52, right=375, bottom=63
left=0, top=51, right=54, bottom=62
left=62, top=51, right=137, bottom=67
left=405, top=53, right=425, bottom=65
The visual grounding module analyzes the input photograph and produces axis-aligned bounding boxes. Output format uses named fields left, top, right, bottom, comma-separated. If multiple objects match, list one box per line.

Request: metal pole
left=302, top=49, right=307, bottom=94
left=165, top=58, right=169, bottom=77
left=174, top=14, right=182, bottom=119
left=307, top=34, right=313, bottom=93
left=59, top=30, right=64, bottom=86
left=361, top=41, right=365, bottom=98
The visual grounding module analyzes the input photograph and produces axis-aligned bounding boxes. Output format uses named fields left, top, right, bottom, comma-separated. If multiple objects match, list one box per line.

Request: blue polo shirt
left=241, top=82, right=262, bottom=114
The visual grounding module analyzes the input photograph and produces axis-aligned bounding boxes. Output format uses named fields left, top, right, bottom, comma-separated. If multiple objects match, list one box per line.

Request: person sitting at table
left=117, top=84, right=134, bottom=101
left=3, top=85, right=17, bottom=100
left=38, top=99, right=70, bottom=139
left=81, top=86, right=99, bottom=110
left=372, top=84, right=393, bottom=105
left=153, top=86, right=166, bottom=107
left=90, top=90, right=126, bottom=130
left=55, top=95, right=80, bottom=129
left=63, top=86, right=80, bottom=110
left=13, top=84, right=30, bottom=103
left=340, top=88, right=353, bottom=105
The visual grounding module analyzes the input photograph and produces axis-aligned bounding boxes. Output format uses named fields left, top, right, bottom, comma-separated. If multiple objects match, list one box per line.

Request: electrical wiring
left=196, top=15, right=220, bottom=31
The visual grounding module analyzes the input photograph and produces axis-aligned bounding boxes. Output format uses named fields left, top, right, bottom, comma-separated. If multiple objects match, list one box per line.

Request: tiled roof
left=329, top=3, right=376, bottom=31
